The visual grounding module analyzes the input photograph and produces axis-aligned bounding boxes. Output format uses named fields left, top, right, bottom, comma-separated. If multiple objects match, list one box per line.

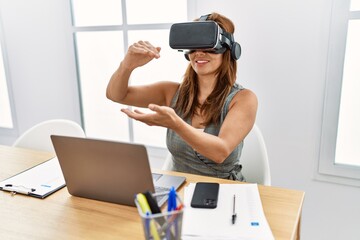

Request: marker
left=143, top=191, right=177, bottom=239
left=137, top=193, right=152, bottom=213
left=143, top=191, right=161, bottom=214
left=136, top=193, right=160, bottom=240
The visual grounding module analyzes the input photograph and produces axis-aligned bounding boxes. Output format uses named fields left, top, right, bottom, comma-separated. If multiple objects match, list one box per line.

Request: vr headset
left=169, top=14, right=241, bottom=61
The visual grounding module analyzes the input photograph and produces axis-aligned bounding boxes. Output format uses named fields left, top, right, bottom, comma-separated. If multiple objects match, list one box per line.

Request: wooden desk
left=0, top=145, right=304, bottom=240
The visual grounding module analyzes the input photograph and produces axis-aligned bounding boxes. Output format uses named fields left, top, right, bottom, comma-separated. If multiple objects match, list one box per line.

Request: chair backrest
left=12, top=119, right=86, bottom=152
left=162, top=151, right=173, bottom=171
left=241, top=124, right=271, bottom=185
left=162, top=124, right=271, bottom=185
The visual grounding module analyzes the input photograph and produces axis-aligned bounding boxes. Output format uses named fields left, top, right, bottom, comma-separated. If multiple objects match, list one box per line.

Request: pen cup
left=135, top=192, right=184, bottom=240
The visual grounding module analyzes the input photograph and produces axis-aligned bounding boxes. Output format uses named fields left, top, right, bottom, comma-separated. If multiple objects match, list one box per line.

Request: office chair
left=162, top=124, right=271, bottom=185
left=240, top=124, right=271, bottom=185
left=12, top=119, right=86, bottom=152
left=162, top=151, right=174, bottom=170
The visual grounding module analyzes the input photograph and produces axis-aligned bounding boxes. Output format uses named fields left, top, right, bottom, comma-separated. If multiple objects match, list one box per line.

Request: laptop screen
left=51, top=135, right=185, bottom=207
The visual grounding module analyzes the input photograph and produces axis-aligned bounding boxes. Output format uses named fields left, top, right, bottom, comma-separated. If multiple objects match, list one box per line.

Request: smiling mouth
left=196, top=60, right=209, bottom=63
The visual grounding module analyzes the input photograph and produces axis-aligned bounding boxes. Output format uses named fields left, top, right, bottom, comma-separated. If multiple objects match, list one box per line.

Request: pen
left=3, top=187, right=29, bottom=195
left=2, top=184, right=36, bottom=195
left=4, top=184, right=36, bottom=192
left=232, top=194, right=237, bottom=224
left=167, top=187, right=177, bottom=212
left=143, top=191, right=177, bottom=239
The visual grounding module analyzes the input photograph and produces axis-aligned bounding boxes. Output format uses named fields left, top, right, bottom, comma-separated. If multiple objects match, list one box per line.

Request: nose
left=194, top=50, right=208, bottom=55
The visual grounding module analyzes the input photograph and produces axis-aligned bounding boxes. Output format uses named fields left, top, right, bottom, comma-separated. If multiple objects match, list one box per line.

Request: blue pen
left=166, top=187, right=176, bottom=239
left=167, top=187, right=176, bottom=212
left=172, top=187, right=177, bottom=210
left=169, top=187, right=177, bottom=211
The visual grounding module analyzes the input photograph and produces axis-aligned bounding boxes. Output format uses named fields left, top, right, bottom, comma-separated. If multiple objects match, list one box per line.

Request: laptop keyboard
left=152, top=173, right=162, bottom=181
left=155, top=186, right=169, bottom=193
left=154, top=186, right=170, bottom=204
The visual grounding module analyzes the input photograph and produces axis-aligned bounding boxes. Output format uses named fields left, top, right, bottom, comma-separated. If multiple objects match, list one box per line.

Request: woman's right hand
left=122, top=41, right=161, bottom=70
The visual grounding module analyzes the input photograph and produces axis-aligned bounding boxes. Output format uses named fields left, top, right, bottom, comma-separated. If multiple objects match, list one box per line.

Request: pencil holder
left=135, top=192, right=184, bottom=240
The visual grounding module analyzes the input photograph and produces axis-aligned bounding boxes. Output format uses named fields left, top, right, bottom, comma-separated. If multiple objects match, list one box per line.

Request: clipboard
left=0, top=157, right=66, bottom=198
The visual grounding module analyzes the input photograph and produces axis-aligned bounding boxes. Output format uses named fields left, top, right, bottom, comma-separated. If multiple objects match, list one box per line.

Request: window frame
left=70, top=0, right=193, bottom=147
left=0, top=13, right=17, bottom=136
left=316, top=0, right=360, bottom=186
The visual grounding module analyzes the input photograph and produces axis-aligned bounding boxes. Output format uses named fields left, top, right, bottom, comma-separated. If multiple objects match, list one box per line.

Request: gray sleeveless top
left=166, top=83, right=245, bottom=181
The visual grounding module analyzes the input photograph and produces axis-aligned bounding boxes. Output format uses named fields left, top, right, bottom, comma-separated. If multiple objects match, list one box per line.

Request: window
left=0, top=16, right=13, bottom=129
left=317, top=0, right=360, bottom=186
left=71, top=0, right=189, bottom=148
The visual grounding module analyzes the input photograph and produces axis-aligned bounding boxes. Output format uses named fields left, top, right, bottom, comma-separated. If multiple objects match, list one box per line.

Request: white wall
left=193, top=1, right=360, bottom=239
left=0, top=0, right=81, bottom=145
left=0, top=0, right=359, bottom=239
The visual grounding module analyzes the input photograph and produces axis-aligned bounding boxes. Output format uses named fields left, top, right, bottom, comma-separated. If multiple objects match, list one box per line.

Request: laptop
left=50, top=135, right=186, bottom=207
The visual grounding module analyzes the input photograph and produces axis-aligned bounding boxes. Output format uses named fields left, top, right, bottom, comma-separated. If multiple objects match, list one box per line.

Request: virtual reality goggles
left=169, top=16, right=241, bottom=61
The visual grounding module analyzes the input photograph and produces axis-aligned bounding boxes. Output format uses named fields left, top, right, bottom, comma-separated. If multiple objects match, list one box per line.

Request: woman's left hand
left=121, top=104, right=181, bottom=129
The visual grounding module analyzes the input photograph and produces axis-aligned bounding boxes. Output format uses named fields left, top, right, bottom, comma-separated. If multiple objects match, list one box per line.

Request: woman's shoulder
left=230, top=84, right=258, bottom=107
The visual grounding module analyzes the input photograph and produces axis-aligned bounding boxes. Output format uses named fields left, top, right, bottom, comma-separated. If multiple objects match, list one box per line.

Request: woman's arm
left=122, top=89, right=258, bottom=163
left=106, top=41, right=178, bottom=107
left=173, top=89, right=257, bottom=163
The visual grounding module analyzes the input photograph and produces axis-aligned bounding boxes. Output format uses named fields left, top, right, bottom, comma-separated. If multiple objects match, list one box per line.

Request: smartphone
left=190, top=182, right=219, bottom=209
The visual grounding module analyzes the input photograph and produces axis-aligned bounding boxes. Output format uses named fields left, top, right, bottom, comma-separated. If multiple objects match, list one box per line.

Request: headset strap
left=199, top=14, right=210, bottom=21
left=221, top=31, right=234, bottom=48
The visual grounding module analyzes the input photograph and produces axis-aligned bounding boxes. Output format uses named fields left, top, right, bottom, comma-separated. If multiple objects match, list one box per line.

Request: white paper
left=0, top=157, right=65, bottom=197
left=182, top=183, right=274, bottom=240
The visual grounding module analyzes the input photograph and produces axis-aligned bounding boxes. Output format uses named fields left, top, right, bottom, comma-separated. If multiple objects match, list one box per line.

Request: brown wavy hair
left=174, top=12, right=238, bottom=126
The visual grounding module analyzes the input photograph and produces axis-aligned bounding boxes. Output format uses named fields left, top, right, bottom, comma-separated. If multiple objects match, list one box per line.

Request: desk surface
left=0, top=145, right=305, bottom=240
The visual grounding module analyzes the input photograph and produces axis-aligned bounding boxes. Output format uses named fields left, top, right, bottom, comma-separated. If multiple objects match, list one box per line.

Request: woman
left=106, top=12, right=257, bottom=181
